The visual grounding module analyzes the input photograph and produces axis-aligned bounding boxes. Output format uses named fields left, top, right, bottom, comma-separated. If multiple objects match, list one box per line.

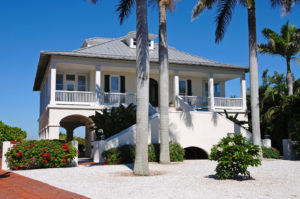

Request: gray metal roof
left=33, top=32, right=249, bottom=91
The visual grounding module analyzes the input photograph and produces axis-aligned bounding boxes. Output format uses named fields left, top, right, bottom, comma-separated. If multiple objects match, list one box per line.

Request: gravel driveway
left=14, top=160, right=300, bottom=199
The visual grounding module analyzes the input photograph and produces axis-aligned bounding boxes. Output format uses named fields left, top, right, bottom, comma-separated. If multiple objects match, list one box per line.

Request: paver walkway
left=0, top=158, right=88, bottom=199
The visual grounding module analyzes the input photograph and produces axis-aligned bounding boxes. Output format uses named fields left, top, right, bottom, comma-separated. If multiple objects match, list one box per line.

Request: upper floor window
left=78, top=76, right=86, bottom=91
left=131, top=38, right=154, bottom=49
left=56, top=74, right=87, bottom=91
left=110, top=76, right=119, bottom=93
left=179, top=80, right=187, bottom=95
left=56, top=74, right=64, bottom=90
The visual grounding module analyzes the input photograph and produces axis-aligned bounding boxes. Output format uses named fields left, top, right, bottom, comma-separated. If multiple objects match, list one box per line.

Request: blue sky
left=0, top=0, right=299, bottom=140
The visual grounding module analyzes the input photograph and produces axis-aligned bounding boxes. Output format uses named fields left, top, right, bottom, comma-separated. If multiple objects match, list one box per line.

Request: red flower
left=25, top=163, right=28, bottom=167
left=170, top=155, right=173, bottom=158
left=117, top=160, right=120, bottom=164
left=24, top=146, right=28, bottom=149
left=43, top=148, right=47, bottom=151
left=52, top=157, right=56, bottom=160
left=62, top=159, right=66, bottom=163
left=43, top=160, right=48, bottom=164
left=11, top=159, right=14, bottom=162
left=14, top=167, right=19, bottom=170
left=17, top=151, right=22, bottom=157
left=42, top=153, right=48, bottom=157
left=31, top=157, right=35, bottom=162
left=11, top=140, right=17, bottom=144
left=17, top=141, right=23, bottom=144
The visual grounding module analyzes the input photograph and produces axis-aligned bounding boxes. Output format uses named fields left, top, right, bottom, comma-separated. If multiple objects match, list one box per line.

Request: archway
left=60, top=115, right=93, bottom=158
left=149, top=78, right=158, bottom=107
left=184, top=147, right=208, bottom=159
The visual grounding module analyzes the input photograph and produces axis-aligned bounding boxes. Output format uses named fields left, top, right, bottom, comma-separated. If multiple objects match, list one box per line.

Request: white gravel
left=14, top=160, right=300, bottom=199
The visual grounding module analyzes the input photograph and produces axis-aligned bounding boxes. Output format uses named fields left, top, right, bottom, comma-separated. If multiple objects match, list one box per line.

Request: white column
left=208, top=73, right=214, bottom=111
left=50, top=61, right=56, bottom=105
left=2, top=141, right=12, bottom=171
left=48, top=126, right=59, bottom=140
left=240, top=74, right=247, bottom=111
left=220, top=81, right=225, bottom=97
left=95, top=65, right=101, bottom=105
left=173, top=70, right=179, bottom=106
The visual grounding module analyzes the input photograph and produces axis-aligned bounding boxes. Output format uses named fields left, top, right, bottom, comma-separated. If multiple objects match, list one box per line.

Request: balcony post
left=173, top=70, right=179, bottom=107
left=208, top=73, right=214, bottom=111
left=95, top=65, right=101, bottom=105
left=240, top=74, right=247, bottom=111
left=50, top=61, right=56, bottom=105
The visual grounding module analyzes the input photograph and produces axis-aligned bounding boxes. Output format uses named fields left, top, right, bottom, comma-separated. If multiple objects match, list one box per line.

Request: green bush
left=5, top=140, right=77, bottom=170
left=210, top=133, right=261, bottom=180
left=262, top=147, right=280, bottom=159
left=101, top=143, right=185, bottom=165
left=59, top=133, right=86, bottom=153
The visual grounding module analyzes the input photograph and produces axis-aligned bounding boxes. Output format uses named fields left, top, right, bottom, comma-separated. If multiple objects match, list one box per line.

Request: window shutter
left=104, top=75, right=110, bottom=92
left=187, top=80, right=192, bottom=96
left=120, top=76, right=125, bottom=93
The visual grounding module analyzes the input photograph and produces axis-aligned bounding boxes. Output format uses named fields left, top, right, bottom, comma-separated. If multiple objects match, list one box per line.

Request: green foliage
left=89, top=104, right=136, bottom=140
left=0, top=121, right=27, bottom=156
left=247, top=70, right=300, bottom=152
left=59, top=133, right=86, bottom=152
left=101, top=143, right=185, bottom=165
left=224, top=110, right=248, bottom=129
left=210, top=133, right=261, bottom=180
left=262, top=147, right=280, bottom=159
left=5, top=140, right=77, bottom=170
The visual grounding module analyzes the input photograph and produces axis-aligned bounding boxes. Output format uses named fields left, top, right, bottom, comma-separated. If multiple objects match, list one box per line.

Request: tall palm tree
left=192, top=0, right=298, bottom=149
left=258, top=21, right=300, bottom=95
left=90, top=0, right=150, bottom=175
left=117, top=0, right=177, bottom=164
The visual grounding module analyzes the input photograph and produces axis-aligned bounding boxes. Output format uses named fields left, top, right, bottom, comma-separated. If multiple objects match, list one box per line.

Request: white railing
left=180, top=96, right=209, bottom=108
left=176, top=96, right=194, bottom=111
left=55, top=91, right=96, bottom=103
left=214, top=97, right=243, bottom=108
left=102, top=92, right=136, bottom=105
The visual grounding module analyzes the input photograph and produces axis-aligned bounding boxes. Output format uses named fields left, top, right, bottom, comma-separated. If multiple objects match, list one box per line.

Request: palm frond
left=88, top=0, right=99, bottom=3
left=270, top=0, right=300, bottom=14
left=116, top=0, right=135, bottom=25
left=192, top=0, right=217, bottom=19
left=215, top=0, right=237, bottom=43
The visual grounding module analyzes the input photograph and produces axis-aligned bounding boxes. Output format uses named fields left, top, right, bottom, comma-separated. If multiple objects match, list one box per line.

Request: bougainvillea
left=5, top=140, right=77, bottom=170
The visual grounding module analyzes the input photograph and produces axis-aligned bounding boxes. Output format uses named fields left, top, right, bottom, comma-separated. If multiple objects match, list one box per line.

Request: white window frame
left=179, top=79, right=187, bottom=96
left=110, top=75, right=120, bottom=93
left=55, top=73, right=89, bottom=92
left=77, top=74, right=88, bottom=92
left=131, top=38, right=154, bottom=49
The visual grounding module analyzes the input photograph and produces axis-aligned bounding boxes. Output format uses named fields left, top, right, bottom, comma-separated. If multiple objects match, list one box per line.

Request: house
left=33, top=32, right=250, bottom=158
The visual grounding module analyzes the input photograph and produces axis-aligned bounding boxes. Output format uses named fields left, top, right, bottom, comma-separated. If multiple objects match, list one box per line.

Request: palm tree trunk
left=286, top=57, right=293, bottom=95
left=133, top=0, right=150, bottom=176
left=247, top=5, right=262, bottom=150
left=159, top=0, right=170, bottom=164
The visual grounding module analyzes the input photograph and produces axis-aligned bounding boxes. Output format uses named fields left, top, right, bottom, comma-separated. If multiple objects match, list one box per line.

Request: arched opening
left=149, top=78, right=158, bottom=107
left=60, top=115, right=93, bottom=158
left=184, top=147, right=208, bottom=159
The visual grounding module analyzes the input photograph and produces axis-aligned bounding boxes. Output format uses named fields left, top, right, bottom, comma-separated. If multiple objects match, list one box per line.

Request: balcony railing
left=180, top=96, right=209, bottom=108
left=55, top=91, right=96, bottom=103
left=102, top=92, right=136, bottom=105
left=214, top=97, right=243, bottom=108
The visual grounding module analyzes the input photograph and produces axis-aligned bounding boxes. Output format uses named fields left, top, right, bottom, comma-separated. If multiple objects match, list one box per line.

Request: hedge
left=5, top=140, right=77, bottom=170
left=102, top=143, right=185, bottom=165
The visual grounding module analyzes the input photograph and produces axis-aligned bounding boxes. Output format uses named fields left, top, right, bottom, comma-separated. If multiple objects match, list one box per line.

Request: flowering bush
left=5, top=140, right=77, bottom=170
left=210, top=133, right=261, bottom=180
left=262, top=147, right=280, bottom=159
left=101, top=143, right=185, bottom=165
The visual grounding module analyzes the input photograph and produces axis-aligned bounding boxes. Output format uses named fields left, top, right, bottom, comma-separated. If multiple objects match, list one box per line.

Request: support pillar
left=95, top=65, right=101, bottom=105
left=66, top=128, right=74, bottom=142
left=47, top=126, right=59, bottom=140
left=173, top=70, right=179, bottom=106
left=50, top=61, right=56, bottom=105
left=208, top=73, right=214, bottom=111
left=85, top=125, right=92, bottom=158
left=240, top=74, right=247, bottom=111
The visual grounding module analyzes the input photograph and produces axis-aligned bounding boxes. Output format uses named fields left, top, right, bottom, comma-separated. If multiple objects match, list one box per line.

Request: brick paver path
left=0, top=158, right=88, bottom=199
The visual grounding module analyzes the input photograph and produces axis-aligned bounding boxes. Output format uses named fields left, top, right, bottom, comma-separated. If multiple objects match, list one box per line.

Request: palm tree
left=192, top=0, right=298, bottom=149
left=117, top=0, right=177, bottom=164
left=258, top=21, right=300, bottom=95
left=90, top=0, right=151, bottom=175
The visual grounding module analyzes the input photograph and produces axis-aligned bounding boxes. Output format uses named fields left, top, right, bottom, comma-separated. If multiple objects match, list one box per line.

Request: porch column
left=208, top=73, right=214, bottom=111
left=95, top=65, right=101, bottom=105
left=240, top=74, right=247, bottom=111
left=173, top=70, right=179, bottom=106
left=220, top=81, right=225, bottom=97
left=50, top=61, right=56, bottom=105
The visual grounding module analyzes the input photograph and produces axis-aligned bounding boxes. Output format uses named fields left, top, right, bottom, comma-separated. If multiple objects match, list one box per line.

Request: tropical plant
left=5, top=140, right=77, bottom=170
left=210, top=133, right=261, bottom=180
left=192, top=0, right=298, bottom=150
left=262, top=146, right=280, bottom=159
left=258, top=21, right=300, bottom=95
left=89, top=104, right=136, bottom=140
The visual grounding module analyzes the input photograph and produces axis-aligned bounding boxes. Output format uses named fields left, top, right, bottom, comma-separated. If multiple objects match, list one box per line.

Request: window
left=56, top=74, right=63, bottom=90
left=205, top=83, right=221, bottom=97
left=179, top=80, right=187, bottom=95
left=66, top=74, right=75, bottom=91
left=78, top=75, right=86, bottom=91
left=66, top=74, right=75, bottom=81
left=67, top=84, right=75, bottom=91
left=132, top=38, right=152, bottom=47
left=110, top=76, right=119, bottom=93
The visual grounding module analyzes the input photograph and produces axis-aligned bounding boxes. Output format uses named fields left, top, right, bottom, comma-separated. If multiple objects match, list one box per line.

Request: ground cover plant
left=262, top=147, right=280, bottom=159
left=101, top=143, right=185, bottom=165
left=5, top=140, right=77, bottom=170
left=210, top=133, right=261, bottom=180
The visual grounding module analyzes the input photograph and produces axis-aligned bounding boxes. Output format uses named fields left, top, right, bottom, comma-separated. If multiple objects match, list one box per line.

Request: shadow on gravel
left=0, top=172, right=11, bottom=178
left=205, top=175, right=255, bottom=181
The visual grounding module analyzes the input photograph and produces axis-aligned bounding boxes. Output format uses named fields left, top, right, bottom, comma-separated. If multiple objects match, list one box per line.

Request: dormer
left=123, top=31, right=157, bottom=50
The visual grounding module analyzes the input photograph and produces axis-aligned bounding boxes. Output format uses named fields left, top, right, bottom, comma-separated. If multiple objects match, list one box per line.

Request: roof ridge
left=85, top=37, right=115, bottom=41
left=73, top=37, right=124, bottom=52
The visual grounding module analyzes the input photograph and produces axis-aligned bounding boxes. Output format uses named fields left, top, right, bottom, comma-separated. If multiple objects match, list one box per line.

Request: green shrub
left=59, top=133, right=86, bottom=153
left=101, top=143, right=184, bottom=165
left=262, top=147, right=280, bottom=159
left=5, top=140, right=77, bottom=170
left=210, top=133, right=261, bottom=180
